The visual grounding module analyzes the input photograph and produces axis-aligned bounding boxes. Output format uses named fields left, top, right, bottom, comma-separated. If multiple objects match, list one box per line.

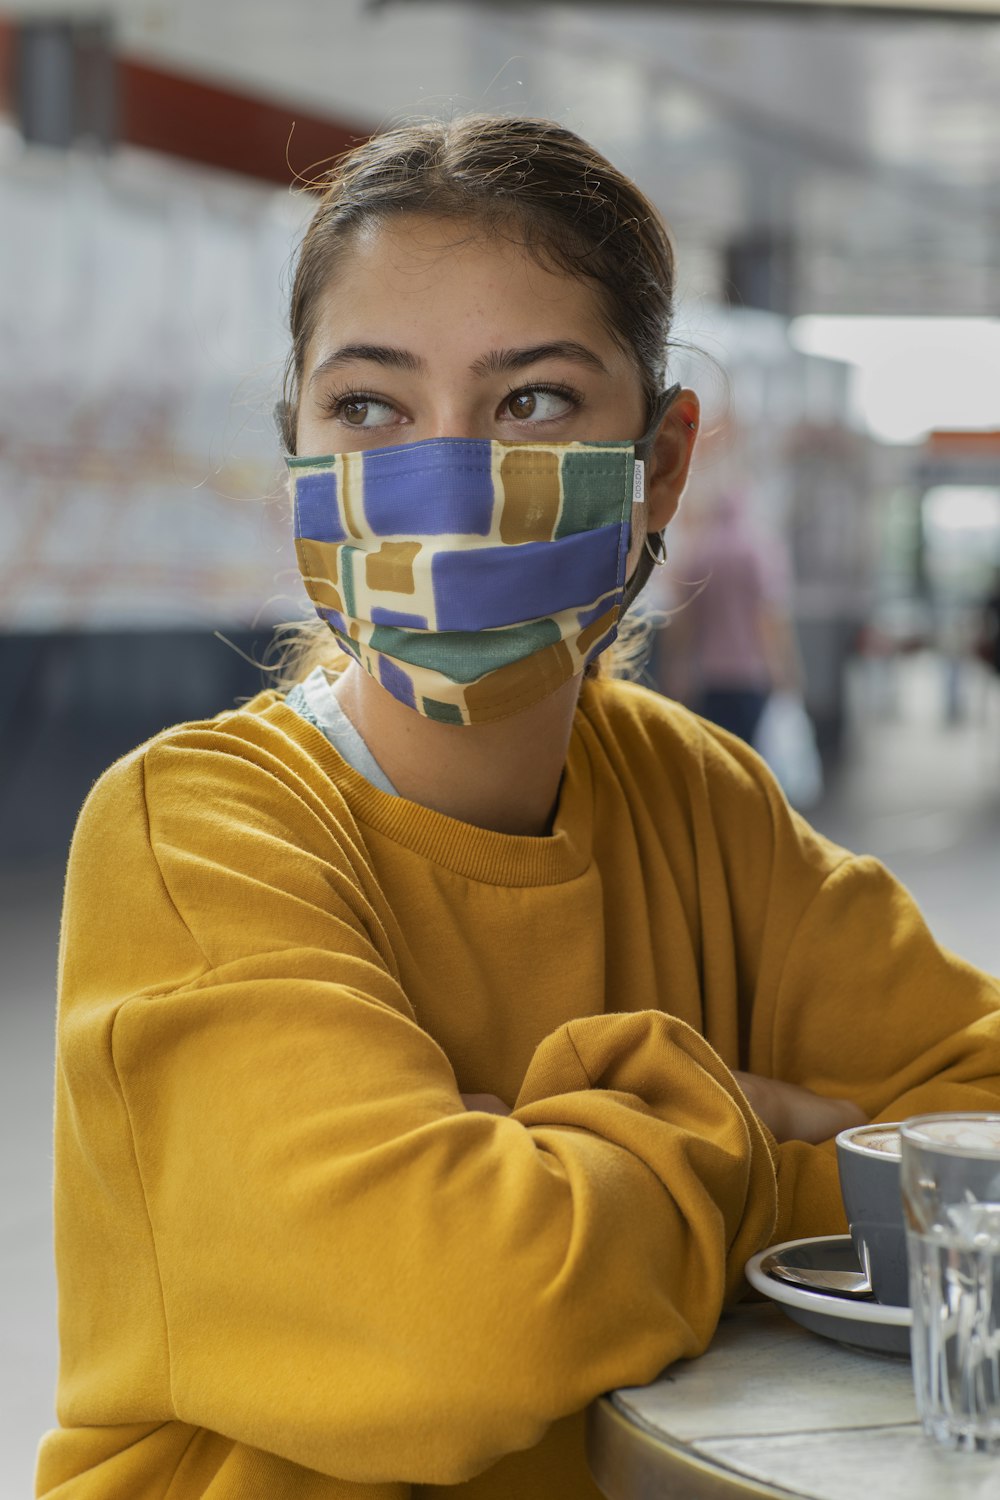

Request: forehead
left=304, top=215, right=621, bottom=365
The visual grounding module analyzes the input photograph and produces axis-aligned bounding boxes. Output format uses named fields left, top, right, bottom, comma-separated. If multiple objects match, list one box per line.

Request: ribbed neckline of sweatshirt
left=268, top=678, right=599, bottom=888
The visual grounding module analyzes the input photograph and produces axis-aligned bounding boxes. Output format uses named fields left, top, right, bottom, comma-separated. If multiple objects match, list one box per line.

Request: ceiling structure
left=3, top=0, right=999, bottom=317
left=385, top=0, right=1000, bottom=14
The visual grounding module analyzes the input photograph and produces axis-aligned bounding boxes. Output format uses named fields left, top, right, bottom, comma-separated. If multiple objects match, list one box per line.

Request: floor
left=2, top=651, right=998, bottom=1498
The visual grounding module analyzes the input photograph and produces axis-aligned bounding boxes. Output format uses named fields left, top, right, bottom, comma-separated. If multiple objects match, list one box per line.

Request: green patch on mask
left=340, top=547, right=358, bottom=618
left=370, top=617, right=562, bottom=683
left=555, top=451, right=631, bottom=538
left=421, top=697, right=465, bottom=724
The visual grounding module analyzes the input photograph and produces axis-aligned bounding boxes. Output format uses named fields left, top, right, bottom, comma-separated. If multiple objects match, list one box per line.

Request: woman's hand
left=460, top=1093, right=512, bottom=1116
left=732, top=1070, right=867, bottom=1145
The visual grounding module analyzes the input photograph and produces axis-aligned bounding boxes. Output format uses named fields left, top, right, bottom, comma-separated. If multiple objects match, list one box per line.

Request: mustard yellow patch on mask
left=463, top=638, right=576, bottom=721
left=295, top=540, right=345, bottom=615
left=498, top=450, right=562, bottom=544
left=365, top=541, right=422, bottom=595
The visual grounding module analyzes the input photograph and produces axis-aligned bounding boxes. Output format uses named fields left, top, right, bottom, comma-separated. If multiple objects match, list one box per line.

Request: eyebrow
left=308, top=344, right=424, bottom=386
left=470, top=342, right=609, bottom=377
left=308, top=339, right=609, bottom=387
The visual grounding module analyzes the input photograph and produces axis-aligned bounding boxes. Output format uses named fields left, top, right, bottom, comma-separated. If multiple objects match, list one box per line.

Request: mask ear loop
left=621, top=384, right=682, bottom=610
left=636, top=389, right=696, bottom=573
left=634, top=383, right=683, bottom=464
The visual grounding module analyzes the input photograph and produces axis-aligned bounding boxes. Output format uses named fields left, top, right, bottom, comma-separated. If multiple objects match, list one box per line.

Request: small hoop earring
left=644, top=531, right=669, bottom=567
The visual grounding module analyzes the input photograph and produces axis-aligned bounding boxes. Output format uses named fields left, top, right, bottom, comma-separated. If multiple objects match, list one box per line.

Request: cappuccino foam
left=849, top=1126, right=902, bottom=1158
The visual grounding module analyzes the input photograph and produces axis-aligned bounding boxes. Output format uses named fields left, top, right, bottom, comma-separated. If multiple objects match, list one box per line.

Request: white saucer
left=745, top=1234, right=912, bottom=1358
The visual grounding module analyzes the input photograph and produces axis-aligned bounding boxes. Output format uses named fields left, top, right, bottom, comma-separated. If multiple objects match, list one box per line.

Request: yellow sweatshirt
left=37, top=679, right=1000, bottom=1499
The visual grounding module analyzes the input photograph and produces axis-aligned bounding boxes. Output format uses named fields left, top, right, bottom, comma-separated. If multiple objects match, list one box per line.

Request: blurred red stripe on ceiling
left=0, top=16, right=367, bottom=185
left=927, top=431, right=1000, bottom=451
left=119, top=57, right=367, bottom=186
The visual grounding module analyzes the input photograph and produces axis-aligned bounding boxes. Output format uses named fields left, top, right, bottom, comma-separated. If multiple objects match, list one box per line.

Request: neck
left=332, top=665, right=584, bottom=837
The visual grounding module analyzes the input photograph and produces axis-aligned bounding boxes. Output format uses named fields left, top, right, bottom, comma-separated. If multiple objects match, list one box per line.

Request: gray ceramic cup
left=835, top=1122, right=907, bottom=1306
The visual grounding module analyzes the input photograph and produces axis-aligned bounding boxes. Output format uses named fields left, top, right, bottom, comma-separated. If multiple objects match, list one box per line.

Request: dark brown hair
left=280, top=113, right=677, bottom=453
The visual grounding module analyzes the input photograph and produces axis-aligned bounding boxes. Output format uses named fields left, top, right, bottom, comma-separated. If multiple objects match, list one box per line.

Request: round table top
left=587, top=1302, right=1000, bottom=1500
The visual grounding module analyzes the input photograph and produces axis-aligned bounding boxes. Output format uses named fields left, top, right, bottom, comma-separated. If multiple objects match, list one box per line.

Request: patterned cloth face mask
left=286, top=385, right=680, bottom=726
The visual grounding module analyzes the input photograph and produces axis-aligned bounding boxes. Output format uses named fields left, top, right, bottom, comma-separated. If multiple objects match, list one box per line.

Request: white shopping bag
left=754, top=692, right=824, bottom=810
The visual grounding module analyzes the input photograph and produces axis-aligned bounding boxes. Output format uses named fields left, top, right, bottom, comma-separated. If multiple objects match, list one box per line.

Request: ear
left=646, top=389, right=700, bottom=532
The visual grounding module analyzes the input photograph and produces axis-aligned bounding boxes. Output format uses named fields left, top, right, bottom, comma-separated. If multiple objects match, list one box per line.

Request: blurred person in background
left=38, top=115, right=1000, bottom=1500
left=981, top=563, right=1000, bottom=678
left=656, top=491, right=802, bottom=746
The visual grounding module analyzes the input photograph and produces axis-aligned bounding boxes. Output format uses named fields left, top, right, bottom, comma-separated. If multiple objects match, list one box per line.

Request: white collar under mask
left=285, top=385, right=680, bottom=726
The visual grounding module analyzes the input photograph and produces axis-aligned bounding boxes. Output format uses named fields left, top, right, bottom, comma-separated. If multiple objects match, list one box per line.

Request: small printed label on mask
left=633, top=460, right=645, bottom=505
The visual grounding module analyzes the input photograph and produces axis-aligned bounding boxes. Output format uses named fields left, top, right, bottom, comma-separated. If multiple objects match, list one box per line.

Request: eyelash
left=318, top=382, right=584, bottom=421
left=319, top=387, right=387, bottom=419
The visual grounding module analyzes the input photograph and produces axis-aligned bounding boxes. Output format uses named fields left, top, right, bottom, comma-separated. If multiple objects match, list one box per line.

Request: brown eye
left=506, top=391, right=537, bottom=419
left=328, top=394, right=396, bottom=428
left=500, top=387, right=578, bottom=424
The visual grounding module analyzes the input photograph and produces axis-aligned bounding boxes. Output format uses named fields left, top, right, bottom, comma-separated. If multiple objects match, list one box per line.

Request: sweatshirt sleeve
left=747, top=818, right=1000, bottom=1245
left=664, top=707, right=1000, bottom=1248
left=63, top=721, right=777, bottom=1488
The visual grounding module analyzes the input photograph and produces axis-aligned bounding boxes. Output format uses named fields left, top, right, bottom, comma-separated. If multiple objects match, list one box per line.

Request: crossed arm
left=463, top=1072, right=866, bottom=1145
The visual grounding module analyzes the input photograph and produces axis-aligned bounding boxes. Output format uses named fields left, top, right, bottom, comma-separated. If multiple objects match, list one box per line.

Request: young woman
left=38, top=115, right=1000, bottom=1500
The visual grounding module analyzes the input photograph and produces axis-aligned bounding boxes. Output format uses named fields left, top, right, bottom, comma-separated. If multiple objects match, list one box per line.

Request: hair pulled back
left=281, top=113, right=677, bottom=453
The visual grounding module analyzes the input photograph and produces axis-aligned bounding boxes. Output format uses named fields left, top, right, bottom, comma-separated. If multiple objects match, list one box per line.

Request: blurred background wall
left=2, top=2, right=1000, bottom=1490
left=2, top=0, right=999, bottom=865
left=2, top=0, right=1000, bottom=860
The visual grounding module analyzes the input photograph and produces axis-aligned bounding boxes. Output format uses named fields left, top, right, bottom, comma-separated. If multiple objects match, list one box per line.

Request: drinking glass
left=901, top=1113, right=1000, bottom=1452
